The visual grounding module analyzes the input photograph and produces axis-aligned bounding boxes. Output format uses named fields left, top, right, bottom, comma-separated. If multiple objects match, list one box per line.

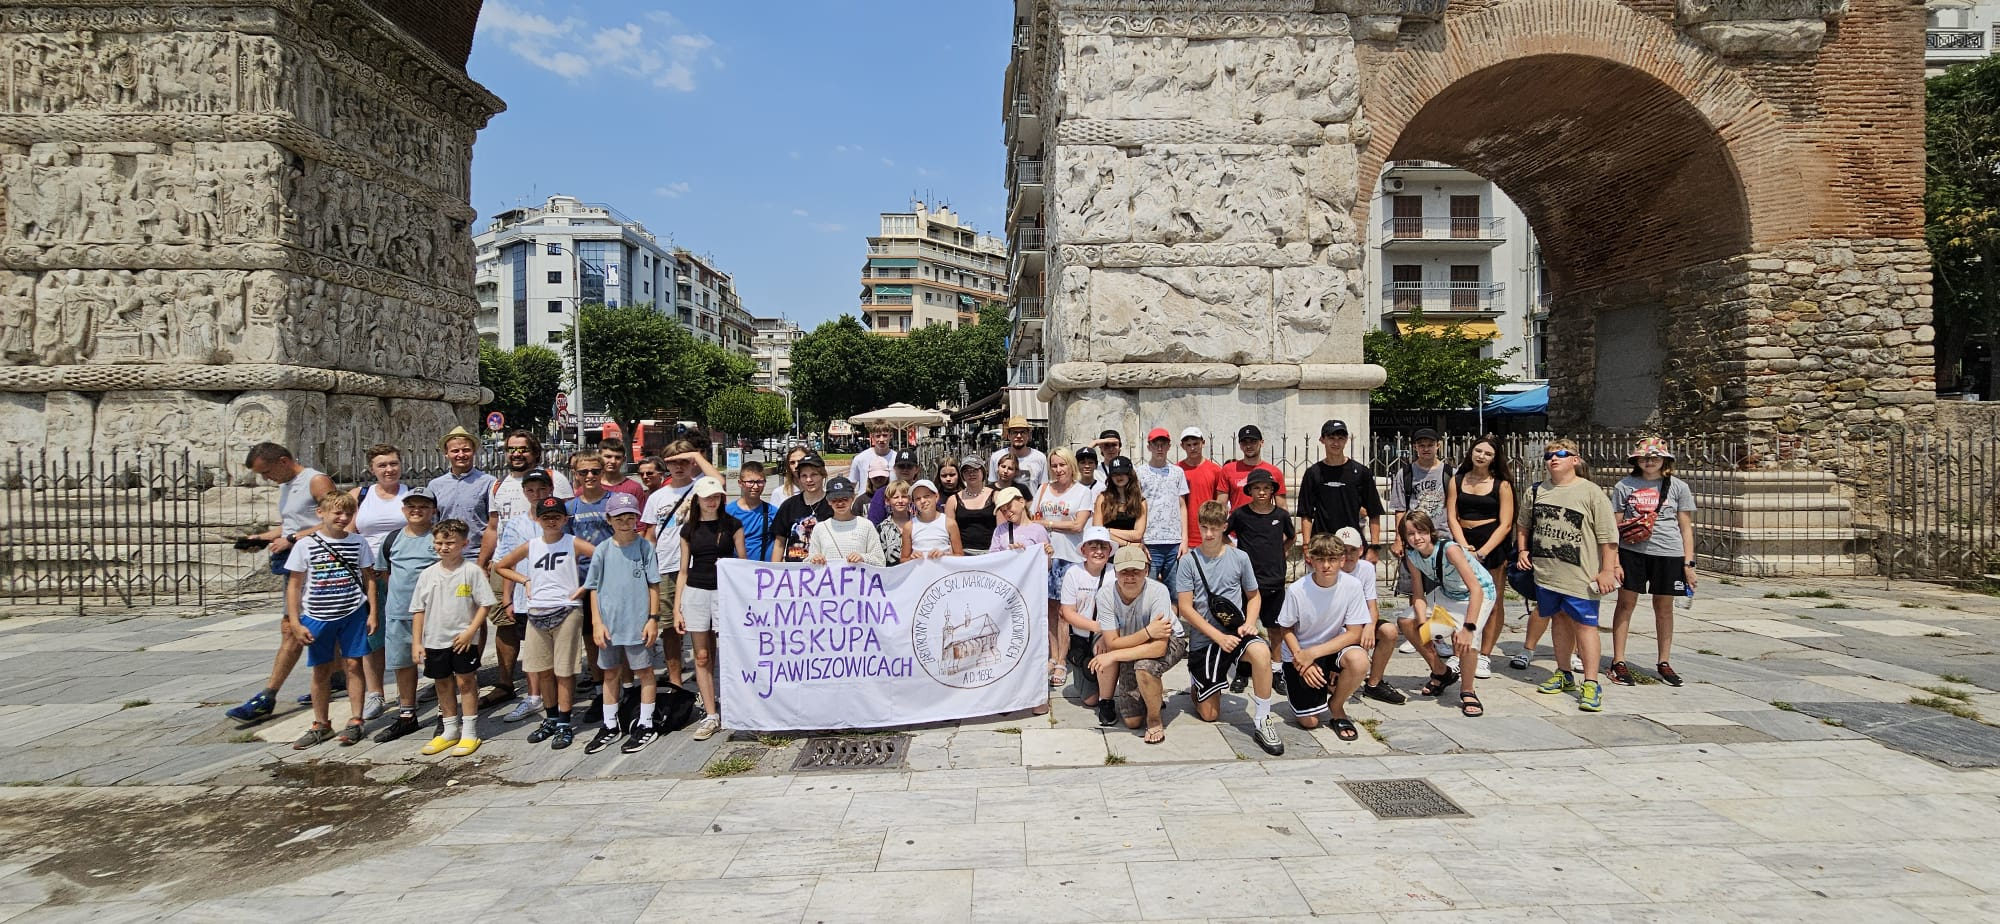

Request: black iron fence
left=0, top=449, right=208, bottom=610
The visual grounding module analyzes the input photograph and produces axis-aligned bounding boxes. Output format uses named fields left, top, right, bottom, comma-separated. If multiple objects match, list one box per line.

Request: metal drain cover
left=791, top=735, right=911, bottom=771
left=1339, top=778, right=1469, bottom=819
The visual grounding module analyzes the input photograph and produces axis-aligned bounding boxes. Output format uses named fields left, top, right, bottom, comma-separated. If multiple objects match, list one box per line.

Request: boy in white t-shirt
left=1275, top=533, right=1372, bottom=742
left=409, top=519, right=497, bottom=757
left=1340, top=526, right=1407, bottom=707
left=1060, top=527, right=1116, bottom=726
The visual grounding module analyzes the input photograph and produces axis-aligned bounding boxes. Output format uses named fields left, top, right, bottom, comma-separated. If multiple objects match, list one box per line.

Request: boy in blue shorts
left=373, top=487, right=439, bottom=742
left=1514, top=438, right=1619, bottom=712
left=584, top=492, right=663, bottom=754
left=282, top=492, right=377, bottom=749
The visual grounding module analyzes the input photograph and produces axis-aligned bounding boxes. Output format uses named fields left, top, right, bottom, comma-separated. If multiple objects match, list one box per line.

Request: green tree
left=791, top=315, right=889, bottom=422
left=707, top=386, right=791, bottom=441
left=569, top=303, right=683, bottom=443
left=951, top=302, right=1011, bottom=399
left=1927, top=55, right=2000, bottom=395
left=679, top=339, right=758, bottom=429
left=478, top=341, right=523, bottom=431
left=512, top=345, right=565, bottom=436
left=755, top=390, right=794, bottom=437
left=1362, top=312, right=1515, bottom=412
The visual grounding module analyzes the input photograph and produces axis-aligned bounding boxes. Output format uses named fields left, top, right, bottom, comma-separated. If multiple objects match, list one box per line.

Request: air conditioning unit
left=1383, top=177, right=1406, bottom=193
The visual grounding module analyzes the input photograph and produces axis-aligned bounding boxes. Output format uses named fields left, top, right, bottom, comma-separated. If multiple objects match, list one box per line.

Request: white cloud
left=879, top=158, right=896, bottom=168
left=479, top=1, right=718, bottom=91
left=915, top=167, right=932, bottom=177
left=655, top=182, right=691, bottom=198
left=791, top=208, right=810, bottom=217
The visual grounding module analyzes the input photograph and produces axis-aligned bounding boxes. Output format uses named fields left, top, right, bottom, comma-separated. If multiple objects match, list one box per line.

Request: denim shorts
left=385, top=617, right=416, bottom=671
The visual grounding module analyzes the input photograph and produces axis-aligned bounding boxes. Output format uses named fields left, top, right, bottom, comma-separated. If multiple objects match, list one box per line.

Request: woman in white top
left=349, top=442, right=410, bottom=721
left=903, top=479, right=953, bottom=561
left=1033, top=448, right=1094, bottom=688
left=766, top=444, right=810, bottom=507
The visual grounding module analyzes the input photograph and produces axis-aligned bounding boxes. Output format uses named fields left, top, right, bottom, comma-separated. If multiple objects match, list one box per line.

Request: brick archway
left=1356, top=0, right=1932, bottom=437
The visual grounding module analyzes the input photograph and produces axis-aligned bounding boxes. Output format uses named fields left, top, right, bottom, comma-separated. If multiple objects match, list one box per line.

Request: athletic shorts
left=1282, top=647, right=1362, bottom=717
left=1461, top=522, right=1513, bottom=570
left=1113, top=633, right=1188, bottom=719
left=599, top=642, right=658, bottom=672
left=1048, top=558, right=1074, bottom=601
left=366, top=585, right=387, bottom=654
left=423, top=644, right=481, bottom=680
left=302, top=606, right=370, bottom=667
left=1619, top=549, right=1688, bottom=596
left=1535, top=586, right=1602, bottom=627
left=523, top=607, right=584, bottom=676
left=1258, top=584, right=1286, bottom=631
left=1189, top=636, right=1269, bottom=701
left=385, top=617, right=416, bottom=671
left=680, top=585, right=719, bottom=633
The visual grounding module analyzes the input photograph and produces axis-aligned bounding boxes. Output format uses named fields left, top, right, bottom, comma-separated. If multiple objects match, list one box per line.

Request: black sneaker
left=372, top=712, right=423, bottom=743
left=584, top=726, right=622, bottom=754
left=526, top=717, right=560, bottom=744
left=1272, top=669, right=1288, bottom=696
left=1361, top=681, right=1407, bottom=705
left=621, top=724, right=659, bottom=753
left=1095, top=699, right=1117, bottom=727
left=551, top=723, right=576, bottom=749
left=1229, top=664, right=1249, bottom=694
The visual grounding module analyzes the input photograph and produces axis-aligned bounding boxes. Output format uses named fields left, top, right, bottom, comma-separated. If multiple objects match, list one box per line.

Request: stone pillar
left=0, top=1, right=501, bottom=478
left=1029, top=1, right=1386, bottom=447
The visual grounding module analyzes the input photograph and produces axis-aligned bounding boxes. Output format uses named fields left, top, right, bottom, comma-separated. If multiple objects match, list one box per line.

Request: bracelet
left=646, top=614, right=660, bottom=621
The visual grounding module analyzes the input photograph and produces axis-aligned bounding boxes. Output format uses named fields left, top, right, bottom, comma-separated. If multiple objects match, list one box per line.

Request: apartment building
left=1928, top=0, right=2000, bottom=75
left=858, top=201, right=1009, bottom=337
left=751, top=315, right=803, bottom=395
left=1365, top=161, right=1547, bottom=382
left=473, top=195, right=678, bottom=351
left=675, top=249, right=755, bottom=356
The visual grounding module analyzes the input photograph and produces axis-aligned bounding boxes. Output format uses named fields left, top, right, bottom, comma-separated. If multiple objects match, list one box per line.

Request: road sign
left=485, top=411, right=505, bottom=432
left=555, top=392, right=569, bottom=414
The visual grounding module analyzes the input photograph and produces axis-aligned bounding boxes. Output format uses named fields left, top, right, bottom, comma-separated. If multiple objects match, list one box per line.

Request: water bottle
left=1676, top=583, right=1695, bottom=611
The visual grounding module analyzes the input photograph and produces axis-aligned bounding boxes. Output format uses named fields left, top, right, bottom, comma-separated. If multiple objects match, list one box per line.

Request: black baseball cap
left=1246, top=468, right=1277, bottom=487
left=894, top=449, right=918, bottom=468
left=1098, top=429, right=1122, bottom=442
left=1413, top=427, right=1440, bottom=441
left=826, top=476, right=856, bottom=499
left=1106, top=456, right=1135, bottom=476
left=1320, top=419, right=1350, bottom=437
left=535, top=496, right=568, bottom=517
left=1237, top=424, right=1263, bottom=442
left=522, top=468, right=554, bottom=485
left=1075, top=446, right=1098, bottom=462
left=796, top=453, right=826, bottom=471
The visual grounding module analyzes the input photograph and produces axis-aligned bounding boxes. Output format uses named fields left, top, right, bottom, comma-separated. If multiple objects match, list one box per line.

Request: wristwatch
left=1685, top=561, right=1696, bottom=568
left=645, top=613, right=660, bottom=622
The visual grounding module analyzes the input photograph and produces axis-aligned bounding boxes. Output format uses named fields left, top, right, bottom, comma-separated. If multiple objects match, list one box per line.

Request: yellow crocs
left=420, top=734, right=458, bottom=756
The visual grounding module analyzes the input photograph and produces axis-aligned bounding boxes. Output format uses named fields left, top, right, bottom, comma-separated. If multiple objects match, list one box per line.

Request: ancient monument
left=1013, top=0, right=1933, bottom=453
left=0, top=1, right=501, bottom=474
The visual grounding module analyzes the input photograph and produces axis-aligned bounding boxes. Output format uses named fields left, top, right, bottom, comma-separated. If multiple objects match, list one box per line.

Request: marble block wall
left=0, top=1, right=501, bottom=480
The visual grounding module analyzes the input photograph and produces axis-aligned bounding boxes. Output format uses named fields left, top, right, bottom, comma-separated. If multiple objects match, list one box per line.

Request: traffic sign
left=485, top=411, right=505, bottom=431
left=555, top=392, right=569, bottom=414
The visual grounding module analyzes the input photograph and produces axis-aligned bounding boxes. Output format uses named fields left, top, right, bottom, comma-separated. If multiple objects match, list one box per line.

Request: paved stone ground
left=1, top=575, right=1997, bottom=921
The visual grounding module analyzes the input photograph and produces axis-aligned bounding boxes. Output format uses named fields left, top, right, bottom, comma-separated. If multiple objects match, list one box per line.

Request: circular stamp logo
left=910, top=570, right=1032, bottom=689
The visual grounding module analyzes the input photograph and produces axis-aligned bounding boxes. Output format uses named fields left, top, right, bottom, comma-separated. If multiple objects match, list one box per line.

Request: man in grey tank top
left=226, top=442, right=337, bottom=723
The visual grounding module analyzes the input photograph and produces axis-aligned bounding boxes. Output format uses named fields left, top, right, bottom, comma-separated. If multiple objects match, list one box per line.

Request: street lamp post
left=535, top=237, right=591, bottom=448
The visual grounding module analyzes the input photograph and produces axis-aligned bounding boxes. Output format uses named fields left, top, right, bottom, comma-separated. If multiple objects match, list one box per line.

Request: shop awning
left=872, top=285, right=912, bottom=296
left=1484, top=385, right=1548, bottom=415
left=1395, top=318, right=1500, bottom=340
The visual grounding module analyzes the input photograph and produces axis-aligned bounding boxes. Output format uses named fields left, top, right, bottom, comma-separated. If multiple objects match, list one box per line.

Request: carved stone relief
left=94, top=390, right=228, bottom=457
left=1084, top=266, right=1274, bottom=364
left=1053, top=145, right=1317, bottom=246
left=1, top=140, right=285, bottom=248
left=1060, top=33, right=1357, bottom=123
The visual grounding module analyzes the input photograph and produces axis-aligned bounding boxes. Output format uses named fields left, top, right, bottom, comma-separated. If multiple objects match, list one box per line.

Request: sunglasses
left=574, top=468, right=603, bottom=476
left=506, top=447, right=533, bottom=454
left=1544, top=450, right=1577, bottom=460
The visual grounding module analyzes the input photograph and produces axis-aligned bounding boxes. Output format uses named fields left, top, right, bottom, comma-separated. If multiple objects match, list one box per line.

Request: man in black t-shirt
left=771, top=454, right=835, bottom=562
left=1296, top=419, right=1385, bottom=562
left=1226, top=468, right=1296, bottom=694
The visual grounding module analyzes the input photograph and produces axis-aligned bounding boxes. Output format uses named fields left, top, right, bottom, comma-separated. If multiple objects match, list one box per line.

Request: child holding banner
left=807, top=477, right=885, bottom=565
left=988, top=487, right=1051, bottom=555
left=584, top=492, right=663, bottom=754
left=677, top=477, right=744, bottom=742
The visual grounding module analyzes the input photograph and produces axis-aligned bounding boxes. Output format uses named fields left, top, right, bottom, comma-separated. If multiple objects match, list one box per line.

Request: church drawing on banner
left=939, top=609, right=1001, bottom=675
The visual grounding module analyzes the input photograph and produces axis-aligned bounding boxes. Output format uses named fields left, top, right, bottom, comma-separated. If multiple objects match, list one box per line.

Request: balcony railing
left=1014, top=159, right=1044, bottom=186
left=1383, top=282, right=1506, bottom=313
left=1383, top=215, right=1507, bottom=240
left=1927, top=29, right=1986, bottom=52
left=1015, top=227, right=1046, bottom=250
left=1013, top=96, right=1033, bottom=118
left=1012, top=297, right=1045, bottom=322
left=1009, top=361, right=1046, bottom=387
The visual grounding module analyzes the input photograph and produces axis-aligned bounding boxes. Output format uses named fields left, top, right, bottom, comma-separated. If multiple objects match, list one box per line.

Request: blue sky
left=467, top=1, right=1015, bottom=329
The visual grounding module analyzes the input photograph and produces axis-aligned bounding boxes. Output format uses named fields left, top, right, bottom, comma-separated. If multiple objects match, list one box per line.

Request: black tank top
left=1453, top=472, right=1503, bottom=521
left=953, top=489, right=997, bottom=550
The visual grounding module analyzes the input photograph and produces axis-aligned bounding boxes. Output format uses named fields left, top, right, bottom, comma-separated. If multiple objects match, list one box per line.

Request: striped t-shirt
left=284, top=533, right=374, bottom=621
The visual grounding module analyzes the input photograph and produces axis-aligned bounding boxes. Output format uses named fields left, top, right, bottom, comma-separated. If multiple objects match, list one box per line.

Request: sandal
left=1049, top=664, right=1068, bottom=688
left=1330, top=717, right=1359, bottom=741
left=1144, top=725, right=1165, bottom=744
left=1657, top=661, right=1683, bottom=687
left=336, top=719, right=367, bottom=746
left=1459, top=691, right=1484, bottom=717
left=1418, top=670, right=1458, bottom=697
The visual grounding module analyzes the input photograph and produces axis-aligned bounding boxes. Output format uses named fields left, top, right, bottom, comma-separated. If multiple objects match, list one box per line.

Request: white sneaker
left=503, top=696, right=543, bottom=722
left=1446, top=655, right=1461, bottom=673
left=1397, top=640, right=1416, bottom=654
left=690, top=714, right=723, bottom=741
left=1475, top=655, right=1492, bottom=679
left=1570, top=655, right=1585, bottom=672
left=361, top=692, right=385, bottom=721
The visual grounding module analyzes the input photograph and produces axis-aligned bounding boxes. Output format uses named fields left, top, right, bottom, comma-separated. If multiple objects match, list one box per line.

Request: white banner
left=717, top=549, right=1049, bottom=731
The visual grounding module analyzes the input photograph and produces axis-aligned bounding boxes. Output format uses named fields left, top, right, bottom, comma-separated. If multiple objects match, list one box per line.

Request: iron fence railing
left=0, top=450, right=207, bottom=610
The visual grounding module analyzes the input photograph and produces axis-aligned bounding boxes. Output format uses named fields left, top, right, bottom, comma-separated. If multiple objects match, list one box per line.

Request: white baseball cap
left=912, top=479, right=939, bottom=495
left=1179, top=427, right=1204, bottom=442
left=1334, top=526, right=1366, bottom=549
left=1079, top=525, right=1113, bottom=550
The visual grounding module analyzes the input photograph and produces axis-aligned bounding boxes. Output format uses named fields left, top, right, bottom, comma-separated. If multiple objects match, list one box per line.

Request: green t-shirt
left=1524, top=478, right=1617, bottom=599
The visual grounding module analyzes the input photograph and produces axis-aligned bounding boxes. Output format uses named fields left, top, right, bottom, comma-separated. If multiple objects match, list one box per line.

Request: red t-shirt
left=602, top=477, right=647, bottom=503
left=1179, top=458, right=1226, bottom=547
left=1220, top=460, right=1286, bottom=510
